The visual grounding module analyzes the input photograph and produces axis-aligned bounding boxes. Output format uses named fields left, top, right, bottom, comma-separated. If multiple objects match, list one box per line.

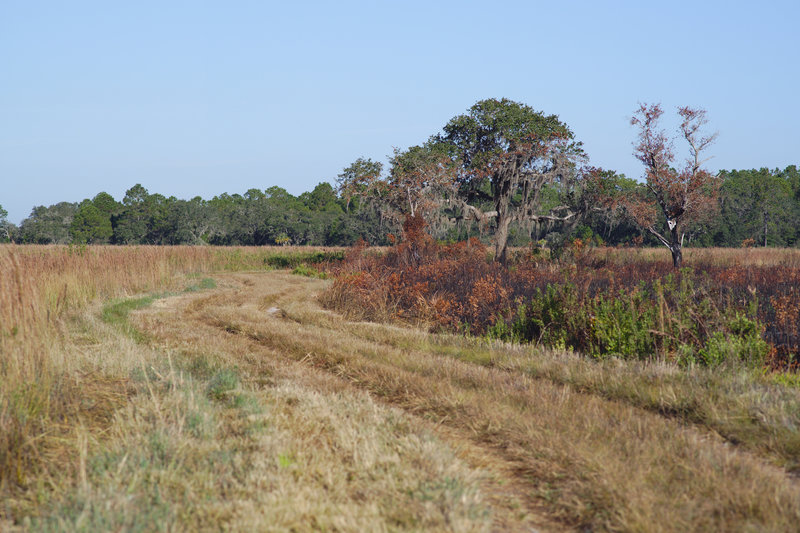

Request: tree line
left=0, top=183, right=384, bottom=247
left=2, top=99, right=799, bottom=255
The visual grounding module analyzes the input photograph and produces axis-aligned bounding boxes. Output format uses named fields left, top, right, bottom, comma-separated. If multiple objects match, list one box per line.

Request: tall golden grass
left=586, top=245, right=800, bottom=267
left=0, top=244, right=341, bottom=490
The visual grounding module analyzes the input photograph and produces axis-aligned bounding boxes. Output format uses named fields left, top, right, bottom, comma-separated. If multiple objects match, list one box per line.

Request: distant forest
left=1, top=165, right=798, bottom=248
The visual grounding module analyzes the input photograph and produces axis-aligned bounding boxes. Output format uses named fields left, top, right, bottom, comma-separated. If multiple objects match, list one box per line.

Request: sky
left=1, top=0, right=799, bottom=224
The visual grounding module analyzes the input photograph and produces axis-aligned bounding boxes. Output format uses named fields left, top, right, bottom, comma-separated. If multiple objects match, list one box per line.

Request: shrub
left=324, top=228, right=798, bottom=370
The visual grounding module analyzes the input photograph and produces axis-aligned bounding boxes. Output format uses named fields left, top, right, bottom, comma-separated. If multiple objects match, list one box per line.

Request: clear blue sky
left=2, top=0, right=798, bottom=224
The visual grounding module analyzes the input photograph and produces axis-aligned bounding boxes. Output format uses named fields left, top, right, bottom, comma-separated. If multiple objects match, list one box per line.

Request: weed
left=277, top=453, right=294, bottom=468
left=206, top=369, right=239, bottom=401
left=183, top=354, right=218, bottom=380
left=291, top=264, right=327, bottom=279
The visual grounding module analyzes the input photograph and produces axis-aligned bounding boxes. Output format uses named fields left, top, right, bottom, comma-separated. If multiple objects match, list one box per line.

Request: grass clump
left=770, top=371, right=800, bottom=388
left=292, top=264, right=327, bottom=279
left=184, top=277, right=217, bottom=292
left=206, top=368, right=239, bottom=401
left=100, top=296, right=157, bottom=342
left=182, top=353, right=219, bottom=380
left=101, top=296, right=155, bottom=325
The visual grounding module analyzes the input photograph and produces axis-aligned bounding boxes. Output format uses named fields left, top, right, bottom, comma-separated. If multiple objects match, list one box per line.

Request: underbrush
left=486, top=279, right=769, bottom=368
left=264, top=249, right=344, bottom=269
left=323, top=217, right=800, bottom=372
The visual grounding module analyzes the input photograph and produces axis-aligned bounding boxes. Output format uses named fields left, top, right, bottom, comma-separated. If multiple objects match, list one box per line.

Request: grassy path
left=128, top=271, right=800, bottom=532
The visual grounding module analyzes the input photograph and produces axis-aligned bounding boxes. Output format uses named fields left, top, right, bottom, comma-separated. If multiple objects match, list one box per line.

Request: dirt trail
left=132, top=271, right=800, bottom=532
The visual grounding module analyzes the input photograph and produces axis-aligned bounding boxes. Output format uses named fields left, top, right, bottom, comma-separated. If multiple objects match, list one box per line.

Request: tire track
left=134, top=271, right=800, bottom=532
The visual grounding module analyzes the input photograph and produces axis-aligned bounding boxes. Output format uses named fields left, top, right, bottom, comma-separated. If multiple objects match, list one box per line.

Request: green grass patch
left=770, top=371, right=800, bottom=388
left=267, top=250, right=345, bottom=269
left=232, top=392, right=263, bottom=414
left=212, top=248, right=345, bottom=271
left=277, top=453, right=294, bottom=468
left=292, top=264, right=327, bottom=279
left=101, top=278, right=215, bottom=342
left=101, top=296, right=158, bottom=342
left=184, top=277, right=217, bottom=292
left=101, top=296, right=156, bottom=325
left=206, top=368, right=240, bottom=401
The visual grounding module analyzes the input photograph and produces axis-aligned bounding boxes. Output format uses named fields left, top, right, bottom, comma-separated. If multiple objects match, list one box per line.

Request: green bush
left=699, top=314, right=768, bottom=368
left=589, top=288, right=655, bottom=359
left=488, top=277, right=769, bottom=369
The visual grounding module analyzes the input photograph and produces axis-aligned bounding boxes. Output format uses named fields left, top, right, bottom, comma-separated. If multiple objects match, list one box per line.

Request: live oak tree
left=438, top=98, right=585, bottom=263
left=336, top=157, right=383, bottom=214
left=19, top=202, right=78, bottom=244
left=623, top=103, right=719, bottom=267
left=172, top=196, right=215, bottom=245
left=385, top=144, right=458, bottom=236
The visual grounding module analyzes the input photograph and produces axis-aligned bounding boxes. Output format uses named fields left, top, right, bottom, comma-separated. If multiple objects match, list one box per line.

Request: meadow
left=0, top=245, right=345, bottom=527
left=1, top=242, right=800, bottom=531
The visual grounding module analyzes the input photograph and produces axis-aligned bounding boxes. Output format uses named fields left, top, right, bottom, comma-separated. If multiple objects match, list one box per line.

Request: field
left=1, top=243, right=800, bottom=531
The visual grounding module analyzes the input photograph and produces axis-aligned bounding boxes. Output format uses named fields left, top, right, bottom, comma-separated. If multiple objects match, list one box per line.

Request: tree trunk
left=494, top=215, right=512, bottom=264
left=670, top=246, right=682, bottom=268
left=670, top=226, right=682, bottom=268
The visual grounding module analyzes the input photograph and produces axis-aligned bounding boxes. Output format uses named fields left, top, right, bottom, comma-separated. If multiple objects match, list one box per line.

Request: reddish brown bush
left=323, top=226, right=800, bottom=369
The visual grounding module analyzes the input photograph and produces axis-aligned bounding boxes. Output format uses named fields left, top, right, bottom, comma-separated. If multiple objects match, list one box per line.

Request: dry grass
left=5, top=284, right=493, bottom=531
left=1, top=245, right=204, bottom=492
left=137, top=271, right=800, bottom=532
left=4, top=245, right=800, bottom=531
left=0, top=245, right=341, bottom=503
left=25, top=355, right=490, bottom=530
left=0, top=246, right=493, bottom=531
left=584, top=246, right=800, bottom=267
left=303, top=316, right=800, bottom=471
